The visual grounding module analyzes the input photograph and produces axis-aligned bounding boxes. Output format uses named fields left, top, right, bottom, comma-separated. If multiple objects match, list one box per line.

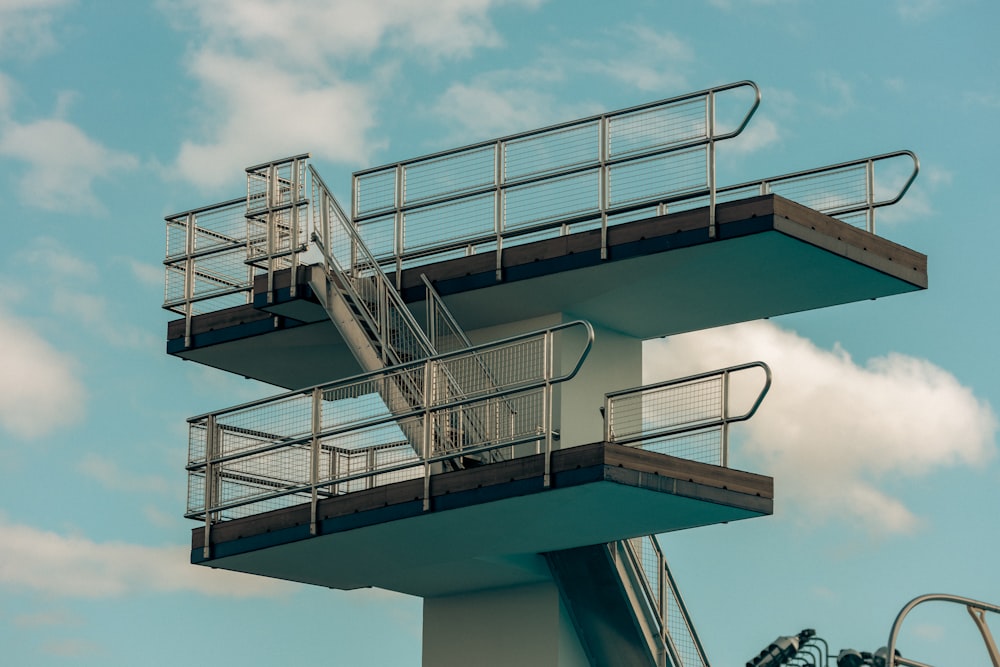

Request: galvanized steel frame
left=351, top=81, right=761, bottom=282
left=603, top=361, right=772, bottom=467
left=189, top=319, right=593, bottom=556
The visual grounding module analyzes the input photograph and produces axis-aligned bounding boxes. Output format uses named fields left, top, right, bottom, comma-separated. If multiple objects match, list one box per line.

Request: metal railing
left=620, top=535, right=711, bottom=667
left=887, top=594, right=1000, bottom=667
left=604, top=362, right=771, bottom=467
left=352, top=80, right=761, bottom=280
left=163, top=197, right=253, bottom=347
left=187, top=320, right=593, bottom=555
left=310, top=165, right=435, bottom=367
left=714, top=150, right=919, bottom=234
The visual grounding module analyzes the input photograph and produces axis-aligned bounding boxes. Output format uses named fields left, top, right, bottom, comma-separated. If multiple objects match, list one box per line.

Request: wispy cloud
left=582, top=25, right=694, bottom=93
left=166, top=0, right=542, bottom=187
left=0, top=513, right=297, bottom=598
left=78, top=454, right=173, bottom=496
left=645, top=321, right=996, bottom=535
left=15, top=237, right=158, bottom=349
left=0, top=0, right=73, bottom=60
left=0, top=306, right=85, bottom=439
left=895, top=0, right=946, bottom=21
left=0, top=117, right=138, bottom=214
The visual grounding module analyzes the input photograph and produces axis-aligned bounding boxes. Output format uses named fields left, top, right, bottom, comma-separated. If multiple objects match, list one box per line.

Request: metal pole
left=310, top=387, right=321, bottom=535
left=600, top=115, right=610, bottom=260
left=866, top=158, right=876, bottom=234
left=707, top=91, right=717, bottom=240
left=203, top=414, right=217, bottom=559
left=184, top=212, right=196, bottom=349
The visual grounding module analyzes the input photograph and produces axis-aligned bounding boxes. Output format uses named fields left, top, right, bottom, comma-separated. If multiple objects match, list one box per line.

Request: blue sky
left=0, top=0, right=997, bottom=664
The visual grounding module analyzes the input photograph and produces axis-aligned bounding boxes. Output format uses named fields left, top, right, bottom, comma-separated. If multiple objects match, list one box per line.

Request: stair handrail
left=310, top=164, right=434, bottom=365
left=187, top=320, right=594, bottom=528
left=622, top=535, right=711, bottom=667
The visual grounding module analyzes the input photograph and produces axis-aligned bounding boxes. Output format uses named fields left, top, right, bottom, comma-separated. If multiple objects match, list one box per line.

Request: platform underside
left=192, top=443, right=772, bottom=598
left=168, top=194, right=927, bottom=389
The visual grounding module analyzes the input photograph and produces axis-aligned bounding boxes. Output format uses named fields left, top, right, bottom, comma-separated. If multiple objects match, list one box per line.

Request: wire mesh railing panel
left=186, top=321, right=591, bottom=522
left=504, top=122, right=599, bottom=182
left=433, top=336, right=546, bottom=404
left=350, top=82, right=760, bottom=269
left=187, top=470, right=205, bottom=515
left=404, top=146, right=495, bottom=206
left=503, top=171, right=600, bottom=231
left=246, top=206, right=309, bottom=265
left=246, top=158, right=307, bottom=213
left=664, top=579, right=709, bottom=667
left=608, top=98, right=707, bottom=159
left=608, top=376, right=722, bottom=444
left=628, top=536, right=661, bottom=611
left=402, top=194, right=495, bottom=255
left=215, top=394, right=314, bottom=459
left=609, top=149, right=707, bottom=208
left=354, top=168, right=396, bottom=216
left=356, top=214, right=396, bottom=260
left=639, top=428, right=724, bottom=465
left=767, top=163, right=868, bottom=215
left=430, top=389, right=544, bottom=457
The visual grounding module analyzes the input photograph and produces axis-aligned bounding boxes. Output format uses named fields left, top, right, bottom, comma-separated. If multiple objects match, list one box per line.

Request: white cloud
left=645, top=321, right=996, bottom=535
left=0, top=513, right=296, bottom=598
left=430, top=80, right=597, bottom=142
left=895, top=0, right=945, bottom=21
left=875, top=163, right=951, bottom=227
left=0, top=307, right=85, bottom=439
left=15, top=238, right=159, bottom=349
left=171, top=50, right=381, bottom=189
left=78, top=454, right=173, bottom=496
left=166, top=0, right=542, bottom=186
left=0, top=0, right=73, bottom=59
left=815, top=71, right=855, bottom=116
left=725, top=116, right=780, bottom=155
left=583, top=25, right=693, bottom=93
left=0, top=117, right=138, bottom=213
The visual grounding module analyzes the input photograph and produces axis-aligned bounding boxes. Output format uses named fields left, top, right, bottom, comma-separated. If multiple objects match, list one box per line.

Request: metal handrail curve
left=887, top=593, right=1000, bottom=667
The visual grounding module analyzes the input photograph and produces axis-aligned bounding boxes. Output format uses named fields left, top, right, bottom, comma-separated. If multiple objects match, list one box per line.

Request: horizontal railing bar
left=353, top=81, right=758, bottom=177
left=187, top=434, right=542, bottom=518
left=353, top=143, right=709, bottom=224
left=165, top=196, right=246, bottom=221
left=718, top=150, right=920, bottom=210
left=244, top=152, right=312, bottom=174
left=163, top=243, right=247, bottom=265
left=187, top=320, right=593, bottom=422
left=193, top=385, right=547, bottom=469
left=163, top=285, right=250, bottom=312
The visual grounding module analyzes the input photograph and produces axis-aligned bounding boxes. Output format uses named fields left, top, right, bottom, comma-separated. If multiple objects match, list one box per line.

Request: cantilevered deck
left=192, top=441, right=772, bottom=597
left=166, top=194, right=926, bottom=389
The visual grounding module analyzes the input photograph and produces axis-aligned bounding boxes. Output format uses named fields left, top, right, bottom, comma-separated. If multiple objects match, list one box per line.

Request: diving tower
left=162, top=81, right=926, bottom=667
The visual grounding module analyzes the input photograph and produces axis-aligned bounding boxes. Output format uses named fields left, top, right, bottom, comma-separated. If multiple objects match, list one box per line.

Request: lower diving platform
left=192, top=441, right=771, bottom=598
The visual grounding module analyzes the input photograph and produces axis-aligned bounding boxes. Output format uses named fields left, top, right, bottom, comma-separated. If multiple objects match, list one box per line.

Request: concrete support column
left=422, top=581, right=590, bottom=667
left=468, top=314, right=643, bottom=449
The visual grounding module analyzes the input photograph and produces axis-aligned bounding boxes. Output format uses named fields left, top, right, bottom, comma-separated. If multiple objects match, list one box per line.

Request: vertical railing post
left=289, top=158, right=301, bottom=298
left=203, top=414, right=217, bottom=559
left=494, top=140, right=505, bottom=282
left=183, top=212, right=196, bottom=349
left=394, top=164, right=405, bottom=288
left=721, top=369, right=730, bottom=468
left=423, top=358, right=434, bottom=511
left=599, top=114, right=611, bottom=260
left=604, top=395, right=613, bottom=442
left=265, top=164, right=278, bottom=303
left=866, top=157, right=876, bottom=234
left=310, top=386, right=321, bottom=535
left=543, top=330, right=553, bottom=487
left=707, top=90, right=718, bottom=240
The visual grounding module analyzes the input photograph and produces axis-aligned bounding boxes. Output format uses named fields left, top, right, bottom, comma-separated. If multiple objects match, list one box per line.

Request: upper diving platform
left=165, top=127, right=925, bottom=388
